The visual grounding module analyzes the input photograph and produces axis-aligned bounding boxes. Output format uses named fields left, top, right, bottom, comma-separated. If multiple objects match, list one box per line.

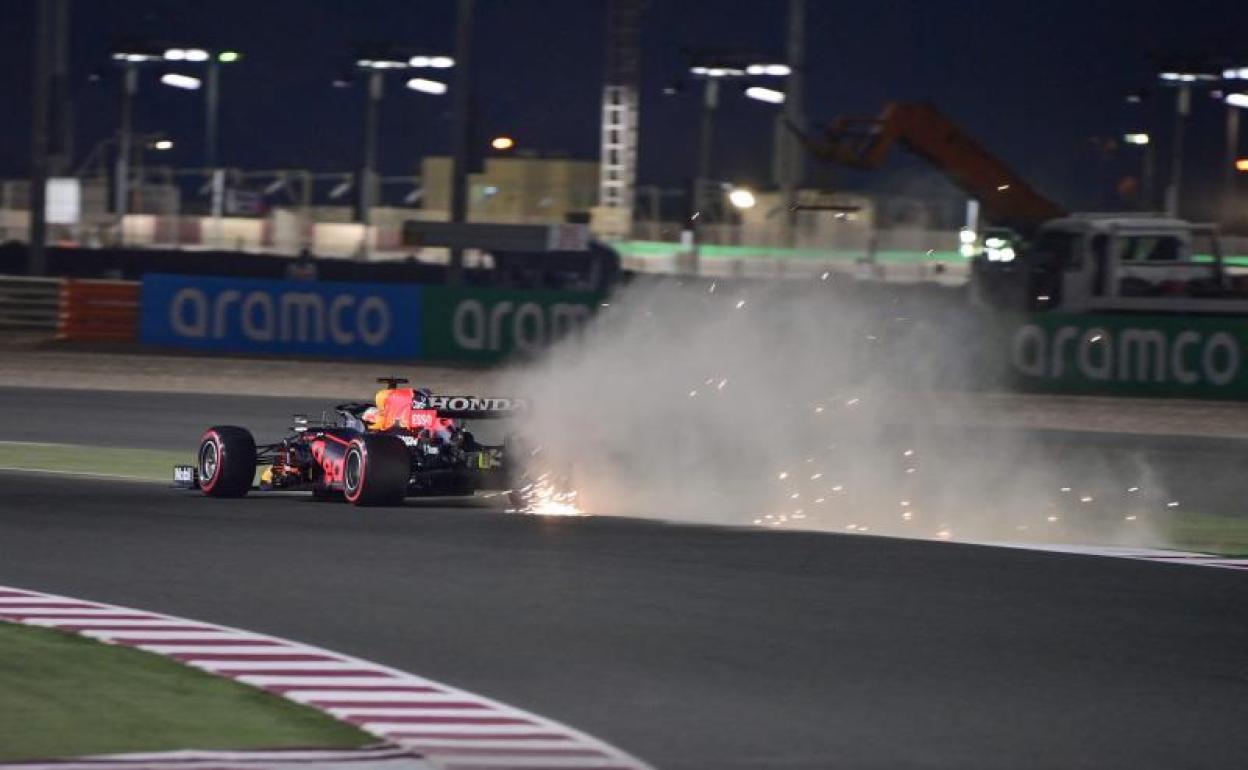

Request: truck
left=799, top=102, right=1248, bottom=317
left=800, top=102, right=1248, bottom=398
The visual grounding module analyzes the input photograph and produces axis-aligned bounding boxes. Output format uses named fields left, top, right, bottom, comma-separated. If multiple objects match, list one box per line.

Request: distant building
left=420, top=155, right=598, bottom=224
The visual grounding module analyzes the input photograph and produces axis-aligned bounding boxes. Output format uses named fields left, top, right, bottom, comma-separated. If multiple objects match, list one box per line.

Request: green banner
left=421, top=287, right=601, bottom=363
left=1005, top=313, right=1248, bottom=399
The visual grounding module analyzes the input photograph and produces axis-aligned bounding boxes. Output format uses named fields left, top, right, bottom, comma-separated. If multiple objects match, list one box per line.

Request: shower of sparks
left=506, top=474, right=584, bottom=516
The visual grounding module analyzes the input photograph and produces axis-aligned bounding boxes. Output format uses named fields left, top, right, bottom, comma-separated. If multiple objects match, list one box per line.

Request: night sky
left=1, top=0, right=1246, bottom=216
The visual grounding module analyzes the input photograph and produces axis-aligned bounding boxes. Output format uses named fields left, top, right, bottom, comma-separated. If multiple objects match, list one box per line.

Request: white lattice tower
left=597, top=0, right=642, bottom=239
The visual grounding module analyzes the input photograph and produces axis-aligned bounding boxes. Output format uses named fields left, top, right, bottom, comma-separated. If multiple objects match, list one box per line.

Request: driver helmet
left=413, top=388, right=434, bottom=408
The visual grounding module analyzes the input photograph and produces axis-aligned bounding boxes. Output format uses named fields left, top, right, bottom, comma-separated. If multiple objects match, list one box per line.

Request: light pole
left=161, top=47, right=240, bottom=235
left=687, top=59, right=790, bottom=220
left=694, top=76, right=719, bottom=220
left=1227, top=99, right=1241, bottom=226
left=449, top=0, right=475, bottom=285
left=1222, top=68, right=1248, bottom=226
left=349, top=50, right=452, bottom=260
left=114, top=63, right=138, bottom=238
left=1122, top=133, right=1154, bottom=210
left=777, top=0, right=805, bottom=246
left=1226, top=91, right=1248, bottom=226
left=681, top=53, right=790, bottom=271
left=1156, top=66, right=1219, bottom=217
left=109, top=44, right=239, bottom=243
left=361, top=67, right=385, bottom=254
left=1166, top=82, right=1189, bottom=217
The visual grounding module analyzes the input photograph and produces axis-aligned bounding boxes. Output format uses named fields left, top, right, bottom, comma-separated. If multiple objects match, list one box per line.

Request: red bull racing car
left=176, top=378, right=527, bottom=506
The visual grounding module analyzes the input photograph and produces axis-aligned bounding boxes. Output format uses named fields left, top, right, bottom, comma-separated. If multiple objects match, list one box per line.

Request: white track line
left=0, top=466, right=159, bottom=482
left=0, top=745, right=430, bottom=770
left=0, top=585, right=654, bottom=770
left=973, top=541, right=1248, bottom=570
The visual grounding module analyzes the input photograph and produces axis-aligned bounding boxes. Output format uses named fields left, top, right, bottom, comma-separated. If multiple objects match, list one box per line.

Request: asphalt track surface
left=1, top=385, right=1244, bottom=513
left=1, top=386, right=1247, bottom=768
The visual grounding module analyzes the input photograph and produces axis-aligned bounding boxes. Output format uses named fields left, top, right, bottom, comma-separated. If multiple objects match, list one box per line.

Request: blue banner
left=140, top=274, right=423, bottom=359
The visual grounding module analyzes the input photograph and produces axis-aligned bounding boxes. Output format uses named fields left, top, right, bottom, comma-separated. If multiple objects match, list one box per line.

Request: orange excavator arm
left=801, top=102, right=1066, bottom=236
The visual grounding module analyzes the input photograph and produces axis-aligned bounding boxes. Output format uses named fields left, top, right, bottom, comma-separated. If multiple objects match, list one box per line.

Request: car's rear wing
left=424, top=395, right=528, bottom=420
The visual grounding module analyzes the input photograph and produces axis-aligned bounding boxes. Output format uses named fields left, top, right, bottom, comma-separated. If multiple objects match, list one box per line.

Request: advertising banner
left=1006, top=313, right=1248, bottom=399
left=140, top=274, right=423, bottom=359
left=420, top=286, right=601, bottom=363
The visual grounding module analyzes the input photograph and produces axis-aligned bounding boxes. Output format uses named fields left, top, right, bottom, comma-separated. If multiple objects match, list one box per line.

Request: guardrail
left=58, top=279, right=140, bottom=342
left=0, top=275, right=61, bottom=332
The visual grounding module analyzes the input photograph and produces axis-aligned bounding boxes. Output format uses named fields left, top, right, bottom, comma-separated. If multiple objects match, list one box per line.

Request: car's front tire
left=198, top=426, right=256, bottom=498
left=343, top=434, right=409, bottom=506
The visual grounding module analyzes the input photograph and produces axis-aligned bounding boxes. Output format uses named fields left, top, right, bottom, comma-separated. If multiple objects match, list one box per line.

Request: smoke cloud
left=500, top=276, right=1170, bottom=547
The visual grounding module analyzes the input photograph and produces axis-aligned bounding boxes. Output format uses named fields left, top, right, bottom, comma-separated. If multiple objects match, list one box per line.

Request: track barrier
left=0, top=276, right=61, bottom=332
left=0, top=274, right=144, bottom=341
left=57, top=279, right=141, bottom=342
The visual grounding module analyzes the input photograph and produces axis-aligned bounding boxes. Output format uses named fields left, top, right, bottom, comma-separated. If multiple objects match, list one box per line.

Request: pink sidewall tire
left=342, top=434, right=409, bottom=507
left=198, top=426, right=256, bottom=498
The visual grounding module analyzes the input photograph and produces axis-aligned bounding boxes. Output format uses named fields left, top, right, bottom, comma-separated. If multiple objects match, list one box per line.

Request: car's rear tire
left=198, top=426, right=256, bottom=498
left=343, top=434, right=409, bottom=506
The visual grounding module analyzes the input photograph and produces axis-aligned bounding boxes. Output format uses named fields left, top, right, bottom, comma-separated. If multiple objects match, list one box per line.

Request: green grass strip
left=0, top=622, right=371, bottom=761
left=0, top=442, right=188, bottom=483
left=1163, top=511, right=1248, bottom=557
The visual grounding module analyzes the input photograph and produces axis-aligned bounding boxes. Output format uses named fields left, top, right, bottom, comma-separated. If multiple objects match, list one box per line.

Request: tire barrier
left=0, top=276, right=61, bottom=332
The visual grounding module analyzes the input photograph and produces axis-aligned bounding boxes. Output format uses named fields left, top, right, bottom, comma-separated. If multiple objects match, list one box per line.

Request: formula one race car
left=176, top=378, right=528, bottom=506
